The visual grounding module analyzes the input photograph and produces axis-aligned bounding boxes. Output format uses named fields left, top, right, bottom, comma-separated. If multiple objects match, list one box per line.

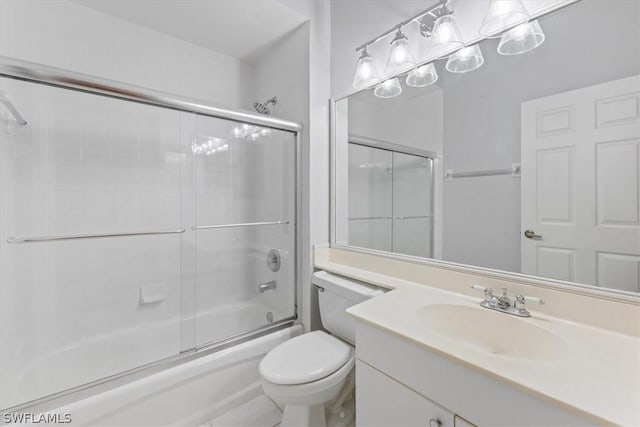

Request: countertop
left=315, top=255, right=640, bottom=426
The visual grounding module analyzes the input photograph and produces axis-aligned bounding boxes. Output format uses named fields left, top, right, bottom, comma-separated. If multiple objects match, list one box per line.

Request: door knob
left=524, top=229, right=542, bottom=239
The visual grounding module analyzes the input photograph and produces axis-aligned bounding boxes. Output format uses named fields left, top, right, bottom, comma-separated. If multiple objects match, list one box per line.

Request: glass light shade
left=374, top=77, right=402, bottom=98
left=497, top=20, right=545, bottom=55
left=426, top=14, right=464, bottom=59
left=386, top=32, right=414, bottom=73
left=446, top=45, right=484, bottom=73
left=352, top=49, right=380, bottom=89
left=406, top=63, right=438, bottom=87
left=479, top=0, right=529, bottom=37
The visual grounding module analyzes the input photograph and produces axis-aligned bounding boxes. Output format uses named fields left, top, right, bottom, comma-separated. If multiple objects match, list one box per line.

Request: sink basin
left=417, top=304, right=565, bottom=361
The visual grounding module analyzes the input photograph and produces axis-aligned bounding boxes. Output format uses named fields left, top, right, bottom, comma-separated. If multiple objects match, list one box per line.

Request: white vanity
left=315, top=248, right=640, bottom=427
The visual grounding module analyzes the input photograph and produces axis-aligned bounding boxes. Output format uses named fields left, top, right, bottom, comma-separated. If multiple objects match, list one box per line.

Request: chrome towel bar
left=195, top=221, right=290, bottom=230
left=444, top=163, right=521, bottom=180
left=7, top=228, right=185, bottom=244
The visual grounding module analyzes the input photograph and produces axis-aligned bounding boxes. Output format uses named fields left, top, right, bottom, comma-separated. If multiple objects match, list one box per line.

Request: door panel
left=522, top=75, right=640, bottom=290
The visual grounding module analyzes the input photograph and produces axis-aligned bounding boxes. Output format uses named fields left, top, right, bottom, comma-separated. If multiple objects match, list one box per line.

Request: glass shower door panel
left=0, top=78, right=185, bottom=409
left=392, top=152, right=433, bottom=257
left=194, top=115, right=295, bottom=347
left=393, top=218, right=433, bottom=257
left=348, top=144, right=393, bottom=251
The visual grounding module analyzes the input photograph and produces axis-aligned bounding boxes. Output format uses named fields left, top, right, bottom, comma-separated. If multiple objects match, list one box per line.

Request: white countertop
left=315, top=256, right=640, bottom=426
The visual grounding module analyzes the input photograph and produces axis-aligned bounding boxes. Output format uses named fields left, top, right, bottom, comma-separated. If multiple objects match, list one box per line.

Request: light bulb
left=425, top=14, right=464, bottom=59
left=406, top=63, right=438, bottom=87
left=386, top=29, right=414, bottom=74
left=497, top=20, right=545, bottom=55
left=479, top=0, right=530, bottom=37
left=446, top=45, right=484, bottom=73
left=352, top=47, right=380, bottom=89
left=374, top=77, right=402, bottom=99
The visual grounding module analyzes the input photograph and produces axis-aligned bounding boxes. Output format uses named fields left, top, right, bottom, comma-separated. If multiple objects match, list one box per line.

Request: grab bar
left=7, top=228, right=185, bottom=244
left=195, top=221, right=289, bottom=230
left=0, top=91, right=27, bottom=126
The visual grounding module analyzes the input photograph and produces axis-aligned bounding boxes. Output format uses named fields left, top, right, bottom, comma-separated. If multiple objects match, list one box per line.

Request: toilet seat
left=259, top=331, right=352, bottom=385
left=261, top=355, right=354, bottom=406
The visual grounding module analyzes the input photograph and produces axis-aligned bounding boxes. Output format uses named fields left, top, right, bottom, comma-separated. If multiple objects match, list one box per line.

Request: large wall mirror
left=331, top=0, right=640, bottom=295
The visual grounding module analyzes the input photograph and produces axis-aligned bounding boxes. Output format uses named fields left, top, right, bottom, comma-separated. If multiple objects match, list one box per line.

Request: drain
left=266, top=312, right=274, bottom=323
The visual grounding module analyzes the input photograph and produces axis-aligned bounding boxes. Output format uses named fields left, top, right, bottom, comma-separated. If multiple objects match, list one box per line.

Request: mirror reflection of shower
left=254, top=96, right=277, bottom=115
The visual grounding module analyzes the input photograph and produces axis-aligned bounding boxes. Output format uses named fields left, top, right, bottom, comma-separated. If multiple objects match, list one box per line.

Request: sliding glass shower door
left=0, top=74, right=297, bottom=410
left=347, top=142, right=434, bottom=258
left=193, top=115, right=296, bottom=347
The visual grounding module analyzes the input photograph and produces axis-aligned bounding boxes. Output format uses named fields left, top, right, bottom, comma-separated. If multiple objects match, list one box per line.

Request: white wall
left=348, top=89, right=443, bottom=154
left=0, top=0, right=243, bottom=107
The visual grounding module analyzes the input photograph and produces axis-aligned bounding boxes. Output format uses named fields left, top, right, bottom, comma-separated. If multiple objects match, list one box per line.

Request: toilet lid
left=259, top=330, right=353, bottom=385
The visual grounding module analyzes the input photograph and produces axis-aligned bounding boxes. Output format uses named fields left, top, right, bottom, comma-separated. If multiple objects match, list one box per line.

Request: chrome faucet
left=258, top=280, right=277, bottom=293
left=471, top=285, right=544, bottom=317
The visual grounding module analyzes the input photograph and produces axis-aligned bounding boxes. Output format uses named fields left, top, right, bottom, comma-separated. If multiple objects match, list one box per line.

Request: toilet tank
left=313, top=271, right=385, bottom=345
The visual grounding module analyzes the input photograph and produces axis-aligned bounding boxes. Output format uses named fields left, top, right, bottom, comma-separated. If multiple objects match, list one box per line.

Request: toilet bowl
left=259, top=271, right=384, bottom=427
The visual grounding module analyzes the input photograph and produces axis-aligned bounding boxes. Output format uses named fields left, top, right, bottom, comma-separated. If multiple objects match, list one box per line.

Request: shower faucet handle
left=258, top=280, right=277, bottom=293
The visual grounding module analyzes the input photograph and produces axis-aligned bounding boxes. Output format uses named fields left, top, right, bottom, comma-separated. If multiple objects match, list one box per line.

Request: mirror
left=332, top=0, right=640, bottom=294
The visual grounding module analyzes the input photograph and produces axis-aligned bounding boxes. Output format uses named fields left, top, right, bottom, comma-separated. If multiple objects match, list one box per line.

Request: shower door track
left=0, top=56, right=301, bottom=133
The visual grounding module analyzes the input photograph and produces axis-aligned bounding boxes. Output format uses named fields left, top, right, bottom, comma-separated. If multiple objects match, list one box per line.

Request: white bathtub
left=3, top=299, right=290, bottom=410
left=15, top=325, right=302, bottom=427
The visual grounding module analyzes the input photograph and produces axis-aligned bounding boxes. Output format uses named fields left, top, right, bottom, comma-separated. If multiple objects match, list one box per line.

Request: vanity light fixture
left=446, top=44, right=484, bottom=73
left=352, top=46, right=380, bottom=90
left=406, top=63, right=438, bottom=87
left=350, top=0, right=549, bottom=99
left=497, top=20, right=545, bottom=55
left=479, top=0, right=530, bottom=38
left=386, top=27, right=414, bottom=74
left=374, top=77, right=402, bottom=98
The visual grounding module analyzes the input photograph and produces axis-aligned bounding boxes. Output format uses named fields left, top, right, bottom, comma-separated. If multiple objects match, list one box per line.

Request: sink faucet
left=471, top=285, right=544, bottom=317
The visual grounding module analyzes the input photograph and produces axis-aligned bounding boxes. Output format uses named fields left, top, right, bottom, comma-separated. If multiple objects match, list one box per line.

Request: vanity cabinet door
left=356, top=360, right=455, bottom=427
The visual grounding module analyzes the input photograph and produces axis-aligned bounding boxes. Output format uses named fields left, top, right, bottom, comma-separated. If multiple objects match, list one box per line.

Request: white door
left=521, top=75, right=640, bottom=292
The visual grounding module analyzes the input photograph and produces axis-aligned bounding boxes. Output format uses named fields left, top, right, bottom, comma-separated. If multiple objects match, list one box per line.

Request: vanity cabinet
left=356, top=360, right=457, bottom=427
left=354, top=320, right=595, bottom=427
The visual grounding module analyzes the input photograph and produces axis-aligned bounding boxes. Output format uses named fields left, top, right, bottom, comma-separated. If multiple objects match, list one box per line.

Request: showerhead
left=253, top=96, right=277, bottom=115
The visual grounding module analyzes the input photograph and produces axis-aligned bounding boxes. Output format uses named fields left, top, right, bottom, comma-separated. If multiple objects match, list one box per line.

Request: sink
left=417, top=304, right=565, bottom=361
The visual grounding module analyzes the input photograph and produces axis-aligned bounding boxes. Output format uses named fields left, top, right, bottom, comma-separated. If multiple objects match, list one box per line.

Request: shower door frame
left=0, top=55, right=303, bottom=413
left=347, top=134, right=437, bottom=257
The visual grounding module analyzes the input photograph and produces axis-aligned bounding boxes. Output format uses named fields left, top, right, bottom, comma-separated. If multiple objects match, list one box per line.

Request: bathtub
left=3, top=298, right=291, bottom=411
left=8, top=325, right=302, bottom=427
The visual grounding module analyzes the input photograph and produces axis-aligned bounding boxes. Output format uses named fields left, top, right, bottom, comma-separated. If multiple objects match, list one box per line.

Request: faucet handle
left=471, top=284, right=494, bottom=298
left=522, top=295, right=544, bottom=305
left=515, top=294, right=545, bottom=310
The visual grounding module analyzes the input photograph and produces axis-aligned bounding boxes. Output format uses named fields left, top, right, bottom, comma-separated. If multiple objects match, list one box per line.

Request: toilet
left=259, top=271, right=384, bottom=427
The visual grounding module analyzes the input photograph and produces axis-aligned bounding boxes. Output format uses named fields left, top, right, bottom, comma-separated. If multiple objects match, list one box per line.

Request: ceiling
left=72, top=0, right=309, bottom=59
